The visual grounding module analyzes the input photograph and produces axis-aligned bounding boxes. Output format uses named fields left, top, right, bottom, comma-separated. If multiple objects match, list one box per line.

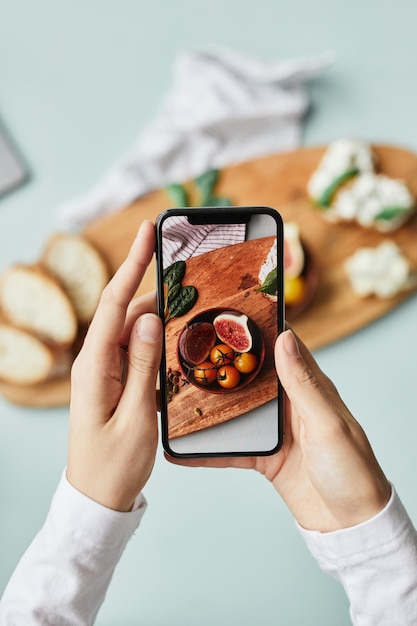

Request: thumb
left=121, top=313, right=163, bottom=415
left=275, top=330, right=343, bottom=439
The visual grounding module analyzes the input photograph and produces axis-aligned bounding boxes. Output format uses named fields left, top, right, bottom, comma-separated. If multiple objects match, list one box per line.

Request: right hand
left=168, top=328, right=391, bottom=533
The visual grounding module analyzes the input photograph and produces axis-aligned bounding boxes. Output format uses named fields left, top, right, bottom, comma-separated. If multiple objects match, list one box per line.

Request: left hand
left=67, top=220, right=163, bottom=512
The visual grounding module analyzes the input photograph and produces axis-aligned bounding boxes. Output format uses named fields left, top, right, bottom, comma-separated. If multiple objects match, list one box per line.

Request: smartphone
left=155, top=206, right=284, bottom=458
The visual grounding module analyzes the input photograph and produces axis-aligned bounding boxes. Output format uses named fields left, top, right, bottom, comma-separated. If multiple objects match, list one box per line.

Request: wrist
left=65, top=468, right=146, bottom=514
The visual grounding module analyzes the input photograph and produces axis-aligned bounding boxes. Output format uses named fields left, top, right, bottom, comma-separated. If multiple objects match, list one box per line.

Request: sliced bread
left=0, top=321, right=71, bottom=385
left=41, top=233, right=110, bottom=323
left=0, top=265, right=78, bottom=347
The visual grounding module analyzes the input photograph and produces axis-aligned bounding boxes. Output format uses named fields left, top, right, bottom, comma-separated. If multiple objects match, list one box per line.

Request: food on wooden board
left=0, top=265, right=78, bottom=348
left=0, top=322, right=71, bottom=385
left=165, top=169, right=233, bottom=208
left=0, top=234, right=110, bottom=389
left=41, top=233, right=110, bottom=324
left=179, top=322, right=216, bottom=365
left=328, top=173, right=415, bottom=232
left=178, top=316, right=259, bottom=392
left=308, top=138, right=416, bottom=231
left=163, top=260, right=198, bottom=323
left=344, top=241, right=416, bottom=298
left=213, top=312, right=252, bottom=352
left=307, top=138, right=375, bottom=208
left=257, top=222, right=308, bottom=308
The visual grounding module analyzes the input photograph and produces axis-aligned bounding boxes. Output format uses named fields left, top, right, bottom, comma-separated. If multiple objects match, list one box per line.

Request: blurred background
left=1, top=1, right=417, bottom=624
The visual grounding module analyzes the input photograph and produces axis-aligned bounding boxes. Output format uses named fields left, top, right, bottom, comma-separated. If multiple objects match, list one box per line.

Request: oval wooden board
left=2, top=143, right=417, bottom=408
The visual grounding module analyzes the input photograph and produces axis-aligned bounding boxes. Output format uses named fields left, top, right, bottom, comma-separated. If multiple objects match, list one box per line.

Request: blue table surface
left=1, top=2, right=417, bottom=624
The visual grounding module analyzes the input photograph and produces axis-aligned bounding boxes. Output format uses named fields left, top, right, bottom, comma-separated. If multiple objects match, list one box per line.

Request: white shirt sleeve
left=0, top=470, right=146, bottom=625
left=297, top=486, right=417, bottom=625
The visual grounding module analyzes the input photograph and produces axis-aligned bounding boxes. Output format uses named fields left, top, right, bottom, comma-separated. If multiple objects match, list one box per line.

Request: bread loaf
left=41, top=233, right=110, bottom=323
left=0, top=265, right=78, bottom=348
left=0, top=321, right=71, bottom=385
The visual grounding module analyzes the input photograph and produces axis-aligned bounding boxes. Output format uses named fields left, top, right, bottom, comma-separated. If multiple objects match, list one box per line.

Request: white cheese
left=258, top=238, right=277, bottom=284
left=344, top=241, right=416, bottom=298
left=308, top=138, right=374, bottom=201
left=334, top=173, right=414, bottom=231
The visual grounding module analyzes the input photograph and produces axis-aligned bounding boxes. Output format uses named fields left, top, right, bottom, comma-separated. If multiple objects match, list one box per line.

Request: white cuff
left=296, top=486, right=412, bottom=569
left=57, top=470, right=147, bottom=550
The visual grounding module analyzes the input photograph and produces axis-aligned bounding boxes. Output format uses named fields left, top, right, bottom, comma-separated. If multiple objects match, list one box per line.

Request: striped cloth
left=162, top=216, right=245, bottom=267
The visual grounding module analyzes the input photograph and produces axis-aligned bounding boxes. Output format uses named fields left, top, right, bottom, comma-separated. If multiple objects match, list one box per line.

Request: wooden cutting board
left=2, top=143, right=417, bottom=408
left=164, top=236, right=279, bottom=439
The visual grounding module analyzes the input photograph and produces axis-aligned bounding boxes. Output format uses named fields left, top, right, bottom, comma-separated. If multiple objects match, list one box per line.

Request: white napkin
left=58, top=47, right=334, bottom=228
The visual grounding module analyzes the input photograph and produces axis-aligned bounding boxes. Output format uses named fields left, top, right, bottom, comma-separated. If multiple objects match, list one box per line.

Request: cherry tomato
left=209, top=344, right=235, bottom=366
left=217, top=365, right=240, bottom=389
left=193, top=361, right=217, bottom=385
left=234, top=352, right=258, bottom=374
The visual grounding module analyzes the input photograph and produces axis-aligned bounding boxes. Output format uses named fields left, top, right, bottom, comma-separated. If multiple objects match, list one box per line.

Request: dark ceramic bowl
left=177, top=308, right=265, bottom=394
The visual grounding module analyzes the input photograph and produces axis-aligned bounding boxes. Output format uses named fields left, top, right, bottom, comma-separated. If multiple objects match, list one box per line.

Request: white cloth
left=0, top=472, right=146, bottom=625
left=3, top=477, right=416, bottom=625
left=298, top=486, right=417, bottom=625
left=58, top=48, right=334, bottom=228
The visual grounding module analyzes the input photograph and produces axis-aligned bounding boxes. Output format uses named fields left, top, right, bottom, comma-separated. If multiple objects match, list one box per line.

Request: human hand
left=168, top=328, right=391, bottom=532
left=67, top=220, right=163, bottom=512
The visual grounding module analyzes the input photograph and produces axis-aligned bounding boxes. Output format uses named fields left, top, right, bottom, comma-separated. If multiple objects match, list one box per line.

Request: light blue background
left=1, top=2, right=417, bottom=624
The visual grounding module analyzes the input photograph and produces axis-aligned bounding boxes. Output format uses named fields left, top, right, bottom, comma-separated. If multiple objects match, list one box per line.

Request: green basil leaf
left=375, top=206, right=407, bottom=221
left=166, top=183, right=189, bottom=207
left=204, top=196, right=233, bottom=207
left=316, top=167, right=359, bottom=208
left=256, top=267, right=277, bottom=296
left=194, top=169, right=219, bottom=204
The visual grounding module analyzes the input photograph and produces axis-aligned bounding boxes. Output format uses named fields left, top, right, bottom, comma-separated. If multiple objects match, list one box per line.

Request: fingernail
left=136, top=219, right=151, bottom=237
left=136, top=314, right=161, bottom=343
left=283, top=330, right=300, bottom=356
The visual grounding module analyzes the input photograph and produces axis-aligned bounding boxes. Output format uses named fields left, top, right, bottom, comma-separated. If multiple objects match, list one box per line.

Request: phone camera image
left=177, top=308, right=265, bottom=394
left=156, top=207, right=284, bottom=458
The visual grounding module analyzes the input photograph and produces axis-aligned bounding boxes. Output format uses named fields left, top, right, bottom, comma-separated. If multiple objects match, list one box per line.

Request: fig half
left=213, top=313, right=252, bottom=353
left=180, top=322, right=216, bottom=365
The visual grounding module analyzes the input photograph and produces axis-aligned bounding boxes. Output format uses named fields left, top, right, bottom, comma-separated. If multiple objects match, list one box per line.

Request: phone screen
left=156, top=206, right=284, bottom=457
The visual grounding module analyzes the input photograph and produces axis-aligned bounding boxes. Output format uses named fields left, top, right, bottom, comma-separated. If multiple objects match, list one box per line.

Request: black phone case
left=155, top=206, right=284, bottom=458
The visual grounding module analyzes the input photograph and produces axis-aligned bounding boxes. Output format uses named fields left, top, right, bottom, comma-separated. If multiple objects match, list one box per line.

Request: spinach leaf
left=164, top=261, right=186, bottom=288
left=166, top=285, right=198, bottom=322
